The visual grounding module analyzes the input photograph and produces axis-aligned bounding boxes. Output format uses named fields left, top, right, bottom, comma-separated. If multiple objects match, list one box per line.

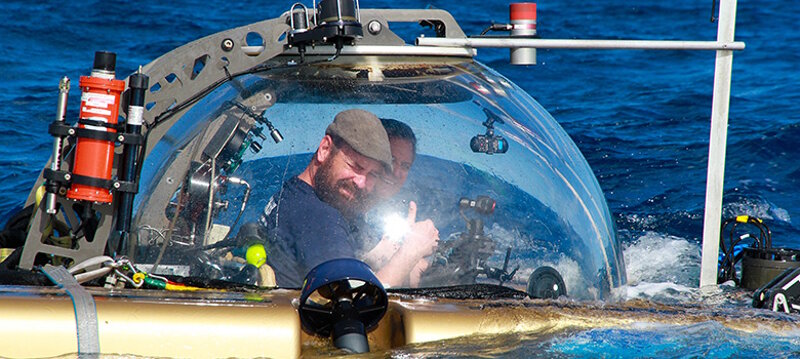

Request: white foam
left=615, top=232, right=704, bottom=302
left=623, top=232, right=700, bottom=286
left=613, top=281, right=699, bottom=303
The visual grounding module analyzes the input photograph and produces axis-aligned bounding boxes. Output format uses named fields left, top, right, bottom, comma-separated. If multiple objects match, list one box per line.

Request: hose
left=717, top=215, right=772, bottom=284
left=68, top=255, right=115, bottom=284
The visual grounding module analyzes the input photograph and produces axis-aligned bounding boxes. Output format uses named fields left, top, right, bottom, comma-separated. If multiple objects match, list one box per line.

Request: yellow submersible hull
left=1, top=285, right=797, bottom=358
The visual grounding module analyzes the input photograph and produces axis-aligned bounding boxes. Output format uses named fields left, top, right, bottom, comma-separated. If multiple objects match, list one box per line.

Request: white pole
left=699, top=0, right=738, bottom=288
left=416, top=37, right=745, bottom=51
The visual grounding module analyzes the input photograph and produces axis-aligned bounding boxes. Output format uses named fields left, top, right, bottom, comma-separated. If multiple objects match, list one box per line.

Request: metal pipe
left=416, top=37, right=745, bottom=51
left=700, top=0, right=738, bottom=288
left=295, top=44, right=475, bottom=56
left=113, top=71, right=149, bottom=257
left=46, top=77, right=70, bottom=214
left=226, top=177, right=251, bottom=232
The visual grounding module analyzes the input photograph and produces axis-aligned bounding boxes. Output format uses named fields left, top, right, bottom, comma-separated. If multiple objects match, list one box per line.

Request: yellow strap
left=35, top=185, right=46, bottom=208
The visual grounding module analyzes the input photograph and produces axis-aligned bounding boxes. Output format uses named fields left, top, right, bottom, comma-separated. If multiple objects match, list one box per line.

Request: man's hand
left=375, top=201, right=440, bottom=288
left=401, top=201, right=439, bottom=259
left=362, top=235, right=400, bottom=268
left=408, top=258, right=430, bottom=287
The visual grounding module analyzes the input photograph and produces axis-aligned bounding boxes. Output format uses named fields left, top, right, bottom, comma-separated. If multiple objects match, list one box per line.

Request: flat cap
left=326, top=109, right=393, bottom=171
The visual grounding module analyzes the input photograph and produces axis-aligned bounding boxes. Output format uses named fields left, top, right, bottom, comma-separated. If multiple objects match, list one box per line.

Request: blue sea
left=1, top=0, right=799, bottom=356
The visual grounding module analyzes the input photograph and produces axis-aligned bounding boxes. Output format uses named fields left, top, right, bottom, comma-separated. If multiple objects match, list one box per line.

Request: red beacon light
left=510, top=3, right=537, bottom=65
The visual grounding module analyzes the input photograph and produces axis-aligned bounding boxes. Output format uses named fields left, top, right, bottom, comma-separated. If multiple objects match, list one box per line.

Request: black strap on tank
left=48, top=122, right=144, bottom=145
left=77, top=118, right=126, bottom=131
left=43, top=169, right=138, bottom=194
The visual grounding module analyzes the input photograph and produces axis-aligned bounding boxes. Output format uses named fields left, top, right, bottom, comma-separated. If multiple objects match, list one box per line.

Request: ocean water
left=1, top=0, right=799, bottom=356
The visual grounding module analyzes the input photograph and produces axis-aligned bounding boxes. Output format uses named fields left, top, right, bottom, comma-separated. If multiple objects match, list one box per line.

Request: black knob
left=93, top=51, right=116, bottom=72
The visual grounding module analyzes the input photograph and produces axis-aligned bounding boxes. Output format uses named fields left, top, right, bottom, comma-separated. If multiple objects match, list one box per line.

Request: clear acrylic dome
left=131, top=55, right=625, bottom=299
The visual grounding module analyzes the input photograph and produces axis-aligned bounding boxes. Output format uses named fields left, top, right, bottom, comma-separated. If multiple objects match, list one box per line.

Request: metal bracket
left=20, top=199, right=113, bottom=271
left=127, top=16, right=290, bottom=158
left=127, top=9, right=465, bottom=157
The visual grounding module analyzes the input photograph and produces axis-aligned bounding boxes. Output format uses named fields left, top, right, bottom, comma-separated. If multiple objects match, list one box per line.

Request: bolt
left=368, top=20, right=382, bottom=35
left=221, top=38, right=234, bottom=52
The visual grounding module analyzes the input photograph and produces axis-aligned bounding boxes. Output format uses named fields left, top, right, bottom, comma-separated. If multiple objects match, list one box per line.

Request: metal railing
left=416, top=37, right=744, bottom=51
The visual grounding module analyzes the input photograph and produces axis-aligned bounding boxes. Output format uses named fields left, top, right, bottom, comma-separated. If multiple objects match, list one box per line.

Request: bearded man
left=257, top=109, right=437, bottom=287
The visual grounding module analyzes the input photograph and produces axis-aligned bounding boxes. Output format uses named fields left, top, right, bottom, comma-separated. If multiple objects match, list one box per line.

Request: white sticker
left=84, top=116, right=108, bottom=132
left=127, top=106, right=144, bottom=126
left=81, top=91, right=116, bottom=109
left=82, top=106, right=112, bottom=117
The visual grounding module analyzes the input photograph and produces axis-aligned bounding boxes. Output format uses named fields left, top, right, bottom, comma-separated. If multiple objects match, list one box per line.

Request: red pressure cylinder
left=510, top=3, right=537, bottom=65
left=66, top=51, right=125, bottom=203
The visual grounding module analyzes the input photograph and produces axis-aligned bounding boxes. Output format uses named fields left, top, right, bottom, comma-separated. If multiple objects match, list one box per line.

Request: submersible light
left=286, top=0, right=363, bottom=61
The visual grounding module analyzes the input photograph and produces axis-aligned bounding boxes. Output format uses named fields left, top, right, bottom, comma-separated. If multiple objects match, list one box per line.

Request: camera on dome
left=470, top=134, right=508, bottom=154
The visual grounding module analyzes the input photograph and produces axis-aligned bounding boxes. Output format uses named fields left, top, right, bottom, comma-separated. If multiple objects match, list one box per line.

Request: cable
left=478, top=23, right=513, bottom=36
left=74, top=267, right=113, bottom=284
left=68, top=255, right=116, bottom=284
left=68, top=255, right=114, bottom=275
left=717, top=216, right=773, bottom=284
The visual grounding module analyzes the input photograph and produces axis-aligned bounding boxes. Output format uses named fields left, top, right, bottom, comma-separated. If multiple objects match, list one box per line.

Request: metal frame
left=125, top=8, right=466, bottom=154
